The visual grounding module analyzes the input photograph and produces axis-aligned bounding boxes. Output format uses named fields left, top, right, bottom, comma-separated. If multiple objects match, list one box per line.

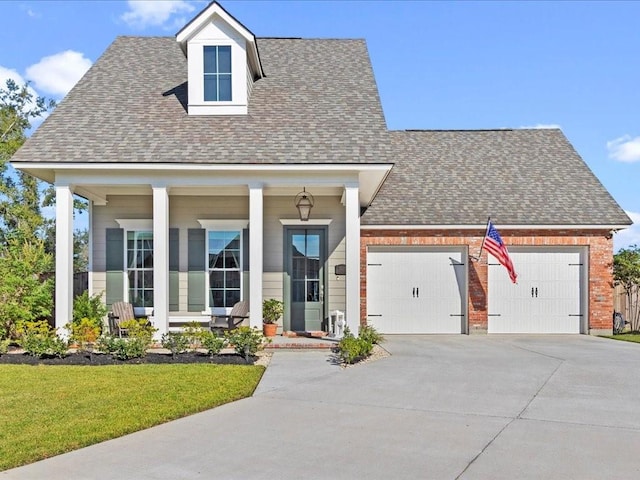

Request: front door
left=285, top=228, right=326, bottom=331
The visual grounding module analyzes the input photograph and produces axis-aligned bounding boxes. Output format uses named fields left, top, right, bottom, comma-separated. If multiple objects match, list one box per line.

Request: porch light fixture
left=294, top=187, right=314, bottom=221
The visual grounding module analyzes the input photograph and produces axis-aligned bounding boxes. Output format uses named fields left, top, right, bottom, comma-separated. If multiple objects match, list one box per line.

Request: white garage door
left=488, top=249, right=584, bottom=333
left=366, top=247, right=466, bottom=334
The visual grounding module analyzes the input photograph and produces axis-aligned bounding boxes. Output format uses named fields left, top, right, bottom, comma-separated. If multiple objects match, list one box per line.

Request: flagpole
left=471, top=216, right=491, bottom=262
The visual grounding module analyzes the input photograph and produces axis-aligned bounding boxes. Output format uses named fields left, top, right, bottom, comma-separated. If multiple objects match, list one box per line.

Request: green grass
left=0, top=364, right=264, bottom=471
left=601, top=332, right=640, bottom=344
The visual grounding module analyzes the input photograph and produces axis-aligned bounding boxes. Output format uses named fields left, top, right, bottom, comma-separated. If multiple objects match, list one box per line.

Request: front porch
left=46, top=164, right=390, bottom=338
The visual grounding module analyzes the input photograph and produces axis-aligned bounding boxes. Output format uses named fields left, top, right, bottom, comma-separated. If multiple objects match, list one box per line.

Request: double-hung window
left=203, top=45, right=232, bottom=101
left=208, top=231, right=241, bottom=308
left=127, top=231, right=154, bottom=307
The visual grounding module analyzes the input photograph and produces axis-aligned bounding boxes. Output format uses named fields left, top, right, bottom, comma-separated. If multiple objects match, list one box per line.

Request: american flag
left=483, top=221, right=518, bottom=284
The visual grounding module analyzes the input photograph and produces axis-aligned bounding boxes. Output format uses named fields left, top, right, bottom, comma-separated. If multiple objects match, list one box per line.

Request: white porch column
left=152, top=186, right=169, bottom=338
left=345, top=184, right=361, bottom=334
left=249, top=184, right=263, bottom=329
left=55, top=183, right=74, bottom=333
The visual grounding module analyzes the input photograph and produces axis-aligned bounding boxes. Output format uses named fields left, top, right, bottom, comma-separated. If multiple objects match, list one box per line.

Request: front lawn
left=0, top=364, right=264, bottom=471
left=601, top=332, right=640, bottom=344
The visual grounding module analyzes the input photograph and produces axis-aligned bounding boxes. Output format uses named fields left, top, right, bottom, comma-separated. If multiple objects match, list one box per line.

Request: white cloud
left=0, top=65, right=27, bottom=88
left=614, top=211, right=640, bottom=251
left=121, top=0, right=196, bottom=30
left=607, top=135, right=640, bottom=163
left=25, top=50, right=92, bottom=98
left=518, top=124, right=562, bottom=130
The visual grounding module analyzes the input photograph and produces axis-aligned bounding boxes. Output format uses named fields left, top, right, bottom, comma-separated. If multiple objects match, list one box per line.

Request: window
left=203, top=45, right=232, bottom=101
left=208, top=231, right=241, bottom=308
left=127, top=231, right=153, bottom=307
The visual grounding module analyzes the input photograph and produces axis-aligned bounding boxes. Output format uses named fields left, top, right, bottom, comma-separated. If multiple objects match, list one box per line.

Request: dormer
left=176, top=1, right=264, bottom=116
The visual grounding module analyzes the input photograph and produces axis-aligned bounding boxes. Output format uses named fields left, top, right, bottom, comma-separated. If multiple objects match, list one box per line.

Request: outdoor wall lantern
left=294, top=187, right=314, bottom=221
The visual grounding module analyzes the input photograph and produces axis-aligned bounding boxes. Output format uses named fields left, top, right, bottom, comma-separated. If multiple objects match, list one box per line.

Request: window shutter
left=187, top=229, right=206, bottom=312
left=169, top=228, right=179, bottom=312
left=105, top=228, right=124, bottom=307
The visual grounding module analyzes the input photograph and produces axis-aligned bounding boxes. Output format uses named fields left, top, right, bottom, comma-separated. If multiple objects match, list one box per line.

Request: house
left=11, top=2, right=631, bottom=337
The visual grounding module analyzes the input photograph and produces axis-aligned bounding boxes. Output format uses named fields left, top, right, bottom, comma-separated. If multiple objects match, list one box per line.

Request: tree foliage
left=613, top=245, right=640, bottom=331
left=0, top=236, right=54, bottom=339
left=0, top=79, right=56, bottom=339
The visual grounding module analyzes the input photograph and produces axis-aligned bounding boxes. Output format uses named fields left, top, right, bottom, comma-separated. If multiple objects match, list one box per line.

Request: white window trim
left=117, top=219, right=154, bottom=317
left=198, top=220, right=249, bottom=316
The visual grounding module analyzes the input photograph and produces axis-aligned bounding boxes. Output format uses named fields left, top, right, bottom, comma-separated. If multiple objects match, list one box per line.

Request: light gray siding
left=92, top=194, right=347, bottom=320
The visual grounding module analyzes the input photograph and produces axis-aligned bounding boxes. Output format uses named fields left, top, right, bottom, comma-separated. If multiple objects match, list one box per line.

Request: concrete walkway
left=4, top=335, right=640, bottom=479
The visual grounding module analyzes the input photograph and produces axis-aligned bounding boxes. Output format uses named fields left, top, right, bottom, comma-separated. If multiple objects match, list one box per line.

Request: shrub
left=68, top=317, right=101, bottom=352
left=201, top=331, right=228, bottom=357
left=97, top=319, right=156, bottom=360
left=19, top=321, right=68, bottom=358
left=225, top=326, right=268, bottom=362
left=0, top=238, right=54, bottom=340
left=73, top=291, right=108, bottom=333
left=119, top=319, right=157, bottom=343
left=0, top=338, right=8, bottom=355
left=337, top=328, right=374, bottom=364
left=182, top=321, right=207, bottom=351
left=359, top=325, right=384, bottom=345
left=97, top=335, right=149, bottom=360
left=161, top=332, right=189, bottom=359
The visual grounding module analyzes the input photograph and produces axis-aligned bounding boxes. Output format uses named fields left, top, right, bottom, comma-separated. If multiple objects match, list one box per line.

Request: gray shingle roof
left=361, top=129, right=631, bottom=226
left=12, top=36, right=390, bottom=164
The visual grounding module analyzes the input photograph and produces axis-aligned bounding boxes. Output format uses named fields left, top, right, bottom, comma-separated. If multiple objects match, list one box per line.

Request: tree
left=613, top=245, right=640, bottom=331
left=1, top=79, right=55, bottom=241
left=0, top=79, right=56, bottom=338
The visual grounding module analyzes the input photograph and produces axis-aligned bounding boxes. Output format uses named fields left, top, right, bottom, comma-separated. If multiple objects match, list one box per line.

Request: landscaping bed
left=0, top=349, right=262, bottom=366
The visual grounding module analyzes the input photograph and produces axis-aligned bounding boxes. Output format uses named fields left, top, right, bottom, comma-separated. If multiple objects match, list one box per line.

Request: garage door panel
left=367, top=249, right=466, bottom=334
left=488, top=250, right=582, bottom=334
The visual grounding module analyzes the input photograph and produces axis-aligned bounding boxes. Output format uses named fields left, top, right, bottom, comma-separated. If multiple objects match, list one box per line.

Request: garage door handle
left=487, top=314, right=501, bottom=317
left=416, top=287, right=419, bottom=298
left=449, top=314, right=464, bottom=317
left=367, top=314, right=382, bottom=317
left=412, top=287, right=415, bottom=298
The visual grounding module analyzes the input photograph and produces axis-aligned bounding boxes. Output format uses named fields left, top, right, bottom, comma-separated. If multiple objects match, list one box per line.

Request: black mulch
left=0, top=351, right=258, bottom=366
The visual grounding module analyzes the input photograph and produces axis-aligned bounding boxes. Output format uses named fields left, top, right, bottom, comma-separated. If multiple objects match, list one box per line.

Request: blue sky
left=1, top=0, right=638, bottom=249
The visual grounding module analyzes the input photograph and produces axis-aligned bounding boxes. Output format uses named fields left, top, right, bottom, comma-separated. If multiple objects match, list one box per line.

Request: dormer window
left=176, top=1, right=264, bottom=116
left=204, top=45, right=232, bottom=101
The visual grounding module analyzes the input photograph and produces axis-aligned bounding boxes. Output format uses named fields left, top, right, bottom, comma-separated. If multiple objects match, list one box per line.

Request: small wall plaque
left=334, top=264, right=346, bottom=276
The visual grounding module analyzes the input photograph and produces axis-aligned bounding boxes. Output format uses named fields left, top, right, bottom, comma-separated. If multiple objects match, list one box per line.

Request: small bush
left=119, top=319, right=157, bottom=342
left=201, top=331, right=227, bottom=357
left=97, top=335, right=149, bottom=360
left=73, top=291, right=108, bottom=333
left=68, top=317, right=101, bottom=351
left=225, top=326, right=268, bottom=362
left=359, top=325, right=384, bottom=345
left=182, top=321, right=207, bottom=351
left=0, top=338, right=9, bottom=355
left=161, top=332, right=189, bottom=359
left=19, top=321, right=68, bottom=358
left=337, top=328, right=375, bottom=364
left=97, top=319, right=156, bottom=360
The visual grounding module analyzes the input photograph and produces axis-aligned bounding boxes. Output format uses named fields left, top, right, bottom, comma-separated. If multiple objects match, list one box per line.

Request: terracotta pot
left=263, top=323, right=278, bottom=337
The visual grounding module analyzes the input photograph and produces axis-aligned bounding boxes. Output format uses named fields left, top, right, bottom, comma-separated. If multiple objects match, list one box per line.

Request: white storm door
left=488, top=250, right=582, bottom=333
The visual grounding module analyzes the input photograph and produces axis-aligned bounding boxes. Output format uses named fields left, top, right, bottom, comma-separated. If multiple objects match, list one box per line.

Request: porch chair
left=210, top=300, right=250, bottom=334
left=108, top=301, right=136, bottom=337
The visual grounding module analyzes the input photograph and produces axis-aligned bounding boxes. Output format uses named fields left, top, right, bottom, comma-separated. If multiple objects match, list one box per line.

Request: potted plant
left=262, top=298, right=284, bottom=337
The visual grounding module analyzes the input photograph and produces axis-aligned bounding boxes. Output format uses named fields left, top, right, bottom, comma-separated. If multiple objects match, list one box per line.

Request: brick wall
left=360, top=229, right=614, bottom=334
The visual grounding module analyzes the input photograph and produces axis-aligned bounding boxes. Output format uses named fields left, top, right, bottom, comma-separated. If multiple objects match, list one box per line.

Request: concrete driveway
left=4, top=335, right=640, bottom=479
